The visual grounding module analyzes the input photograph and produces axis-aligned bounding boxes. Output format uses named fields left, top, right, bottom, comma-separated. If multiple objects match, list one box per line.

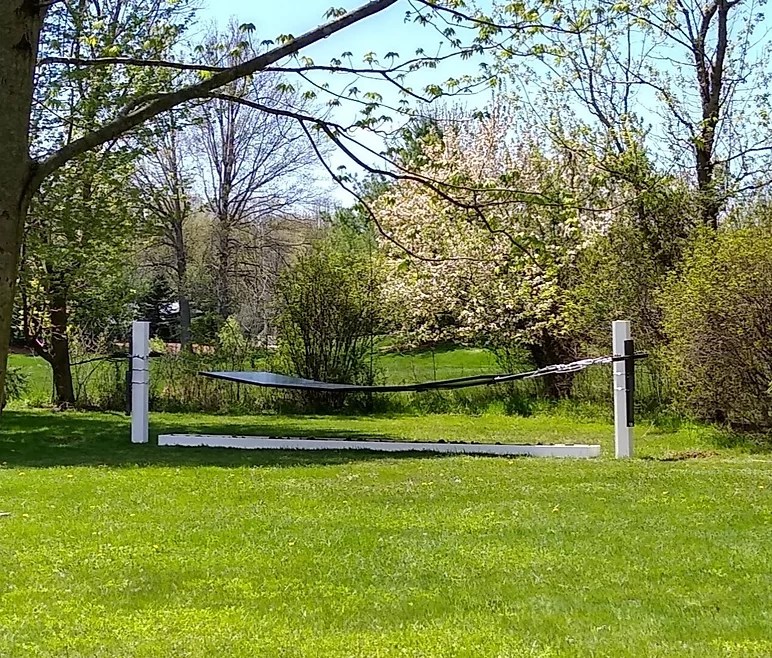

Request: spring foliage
left=661, top=225, right=772, bottom=429
left=275, top=228, right=382, bottom=389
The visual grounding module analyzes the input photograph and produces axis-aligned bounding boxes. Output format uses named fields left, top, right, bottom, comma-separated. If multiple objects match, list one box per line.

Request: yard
left=1, top=408, right=770, bottom=656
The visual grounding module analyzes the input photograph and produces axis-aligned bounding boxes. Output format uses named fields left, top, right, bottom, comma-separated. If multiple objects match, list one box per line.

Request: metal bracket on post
left=131, top=321, right=150, bottom=444
left=624, top=338, right=635, bottom=428
left=613, top=321, right=634, bottom=458
left=125, top=331, right=133, bottom=416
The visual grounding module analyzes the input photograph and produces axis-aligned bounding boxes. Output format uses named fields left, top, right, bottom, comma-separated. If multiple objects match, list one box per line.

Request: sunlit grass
left=1, top=408, right=770, bottom=656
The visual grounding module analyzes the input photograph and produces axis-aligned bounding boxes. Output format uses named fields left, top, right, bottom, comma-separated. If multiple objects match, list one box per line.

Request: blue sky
left=194, top=1, right=772, bottom=204
left=195, top=1, right=490, bottom=204
left=198, top=1, right=427, bottom=64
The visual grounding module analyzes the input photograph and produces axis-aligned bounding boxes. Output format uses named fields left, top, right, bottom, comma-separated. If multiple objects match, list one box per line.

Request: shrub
left=149, top=319, right=273, bottom=413
left=274, top=228, right=382, bottom=409
left=660, top=227, right=772, bottom=429
left=68, top=329, right=129, bottom=410
left=2, top=367, right=29, bottom=408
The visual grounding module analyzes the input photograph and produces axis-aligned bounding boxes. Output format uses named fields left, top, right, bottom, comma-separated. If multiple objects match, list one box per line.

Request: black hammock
left=201, top=353, right=646, bottom=394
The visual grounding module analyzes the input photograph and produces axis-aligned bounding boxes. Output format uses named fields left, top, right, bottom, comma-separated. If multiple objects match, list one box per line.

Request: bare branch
left=29, top=0, right=399, bottom=194
left=38, top=55, right=226, bottom=72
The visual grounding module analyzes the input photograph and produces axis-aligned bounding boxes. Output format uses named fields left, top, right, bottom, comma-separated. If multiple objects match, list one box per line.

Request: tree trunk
left=0, top=3, right=43, bottom=412
left=178, top=291, right=192, bottom=350
left=691, top=0, right=731, bottom=231
left=216, top=220, right=232, bottom=319
left=0, top=203, right=25, bottom=411
left=48, top=280, right=75, bottom=406
left=529, top=333, right=576, bottom=400
left=695, top=142, right=720, bottom=231
left=171, top=220, right=192, bottom=350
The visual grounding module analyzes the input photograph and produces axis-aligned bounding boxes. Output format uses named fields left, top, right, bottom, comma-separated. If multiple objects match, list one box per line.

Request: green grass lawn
left=379, top=345, right=500, bottom=383
left=1, top=408, right=770, bottom=656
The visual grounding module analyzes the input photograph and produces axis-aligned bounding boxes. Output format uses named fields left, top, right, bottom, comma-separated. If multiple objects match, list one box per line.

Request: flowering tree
left=373, top=105, right=620, bottom=394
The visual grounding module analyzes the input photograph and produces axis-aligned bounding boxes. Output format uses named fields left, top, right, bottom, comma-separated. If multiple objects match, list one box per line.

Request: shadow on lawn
left=0, top=410, right=452, bottom=469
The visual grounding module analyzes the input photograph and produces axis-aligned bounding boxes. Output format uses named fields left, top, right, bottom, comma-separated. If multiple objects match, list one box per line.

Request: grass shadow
left=0, top=410, right=456, bottom=469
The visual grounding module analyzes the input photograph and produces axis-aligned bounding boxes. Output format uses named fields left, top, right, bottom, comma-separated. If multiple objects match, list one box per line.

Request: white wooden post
left=131, top=321, right=150, bottom=444
left=613, top=320, right=633, bottom=458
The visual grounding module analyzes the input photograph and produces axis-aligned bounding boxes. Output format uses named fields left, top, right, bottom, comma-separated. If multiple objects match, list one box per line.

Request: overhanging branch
left=38, top=55, right=224, bottom=72
left=29, top=0, right=399, bottom=194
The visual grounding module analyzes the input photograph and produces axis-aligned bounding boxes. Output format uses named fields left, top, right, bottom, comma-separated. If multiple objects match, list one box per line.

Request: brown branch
left=38, top=50, right=472, bottom=77
left=708, top=1, right=730, bottom=114
left=29, top=0, right=399, bottom=195
left=38, top=55, right=226, bottom=71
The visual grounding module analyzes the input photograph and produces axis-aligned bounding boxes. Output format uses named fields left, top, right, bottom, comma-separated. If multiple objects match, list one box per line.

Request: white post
left=131, top=321, right=150, bottom=444
left=613, top=320, right=633, bottom=458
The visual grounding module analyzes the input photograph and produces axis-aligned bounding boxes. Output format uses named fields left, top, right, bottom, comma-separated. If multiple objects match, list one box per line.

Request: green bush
left=661, top=227, right=772, bottom=429
left=274, top=228, right=382, bottom=410
left=2, top=367, right=29, bottom=408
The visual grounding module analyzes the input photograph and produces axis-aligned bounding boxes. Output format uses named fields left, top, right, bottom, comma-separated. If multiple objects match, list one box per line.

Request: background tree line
left=3, top=0, right=771, bottom=430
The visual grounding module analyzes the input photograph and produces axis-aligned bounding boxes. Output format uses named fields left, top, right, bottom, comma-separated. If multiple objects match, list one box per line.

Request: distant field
left=7, top=353, right=52, bottom=404
left=379, top=345, right=501, bottom=382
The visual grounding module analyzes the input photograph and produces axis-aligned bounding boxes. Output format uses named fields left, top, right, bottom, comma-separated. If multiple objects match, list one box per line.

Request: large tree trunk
left=49, top=343, right=75, bottom=407
left=0, top=3, right=43, bottom=412
left=0, top=203, right=25, bottom=411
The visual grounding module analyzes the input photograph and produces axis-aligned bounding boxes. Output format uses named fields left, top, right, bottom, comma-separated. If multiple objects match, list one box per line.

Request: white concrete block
left=157, top=435, right=601, bottom=458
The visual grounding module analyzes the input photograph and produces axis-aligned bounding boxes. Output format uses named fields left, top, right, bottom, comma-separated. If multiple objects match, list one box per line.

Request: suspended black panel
left=200, top=370, right=502, bottom=393
left=200, top=354, right=647, bottom=393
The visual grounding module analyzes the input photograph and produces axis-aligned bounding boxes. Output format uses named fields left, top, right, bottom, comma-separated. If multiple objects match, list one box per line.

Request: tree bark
left=0, top=202, right=26, bottom=410
left=177, top=260, right=192, bottom=351
left=22, top=273, right=76, bottom=406
left=170, top=219, right=192, bottom=350
left=529, top=333, right=576, bottom=400
left=691, top=0, right=731, bottom=230
left=178, top=291, right=192, bottom=350
left=47, top=277, right=75, bottom=406
left=216, top=221, right=233, bottom=319
left=0, top=2, right=43, bottom=410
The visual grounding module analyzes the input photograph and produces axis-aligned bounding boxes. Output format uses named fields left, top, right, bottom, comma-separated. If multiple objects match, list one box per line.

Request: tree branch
left=38, top=55, right=226, bottom=72
left=29, top=0, right=399, bottom=194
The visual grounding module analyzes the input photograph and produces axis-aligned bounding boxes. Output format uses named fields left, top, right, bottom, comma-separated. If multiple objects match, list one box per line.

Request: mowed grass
left=379, top=345, right=500, bottom=383
left=1, top=409, right=770, bottom=657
